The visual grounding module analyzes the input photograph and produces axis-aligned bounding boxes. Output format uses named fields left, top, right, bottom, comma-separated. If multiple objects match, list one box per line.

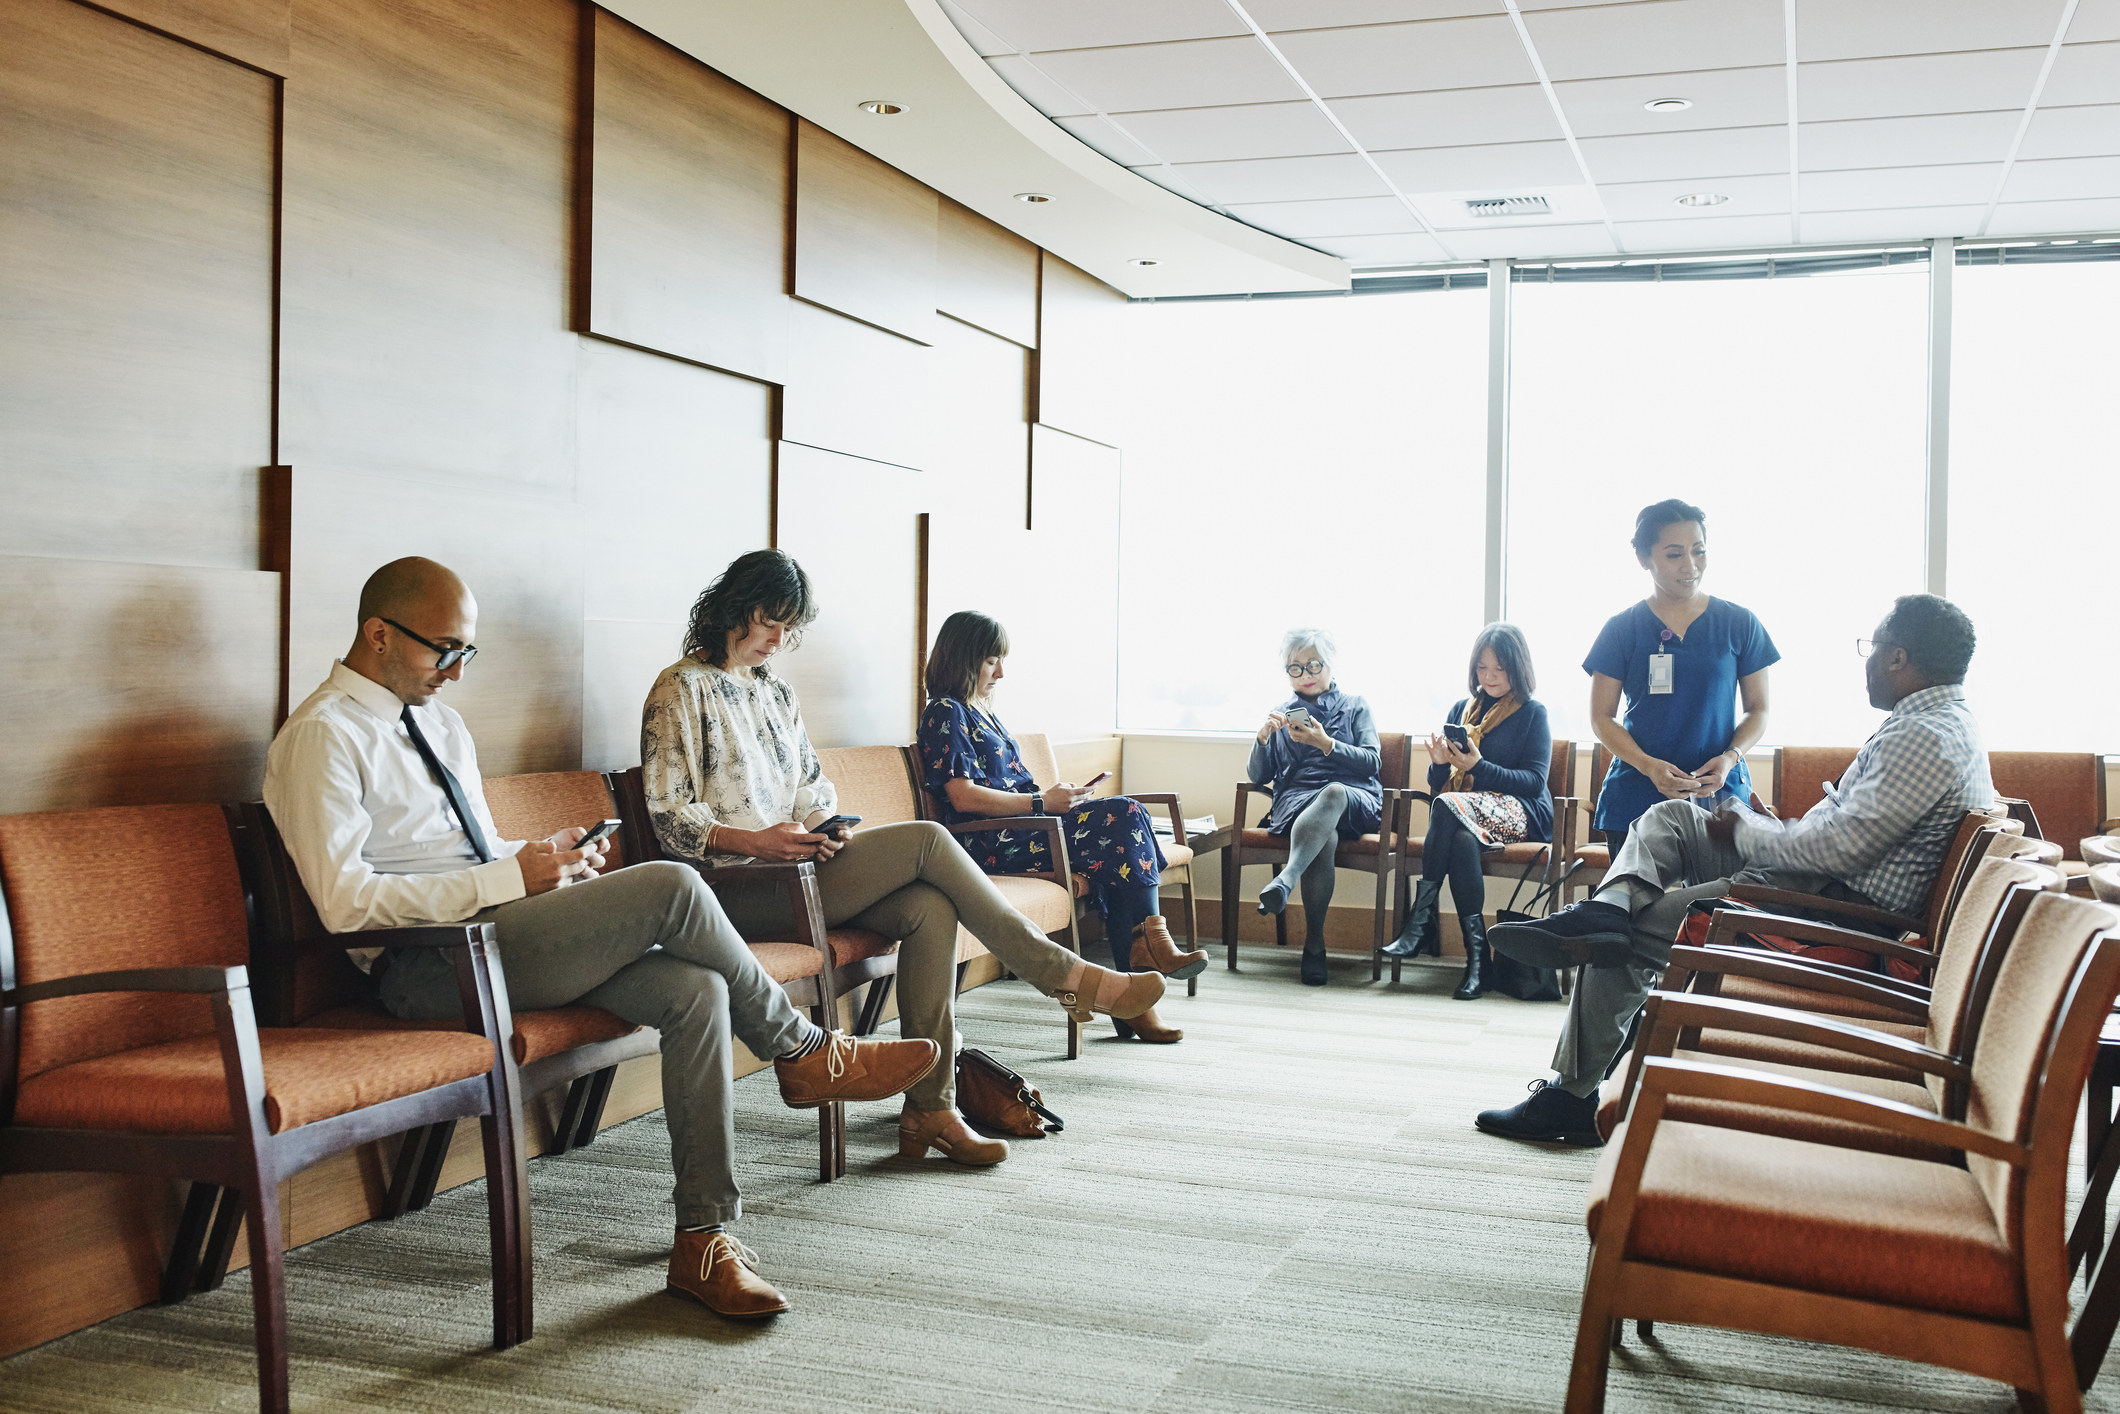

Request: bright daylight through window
left=1113, top=288, right=1486, bottom=735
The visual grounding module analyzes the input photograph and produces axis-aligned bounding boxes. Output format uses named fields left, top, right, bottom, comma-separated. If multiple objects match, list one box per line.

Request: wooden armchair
left=1222, top=733, right=1412, bottom=972
left=1568, top=890, right=2120, bottom=1414
left=1563, top=744, right=1612, bottom=906
left=610, top=766, right=891, bottom=1181
left=0, top=804, right=531, bottom=1414
left=914, top=732, right=1088, bottom=1059
left=1378, top=739, right=1576, bottom=984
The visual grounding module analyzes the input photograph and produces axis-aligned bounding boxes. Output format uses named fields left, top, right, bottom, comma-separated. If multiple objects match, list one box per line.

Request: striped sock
left=775, top=1025, right=828, bottom=1062
left=678, top=1223, right=724, bottom=1234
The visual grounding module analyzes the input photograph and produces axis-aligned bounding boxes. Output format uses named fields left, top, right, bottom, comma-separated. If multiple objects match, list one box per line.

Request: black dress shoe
left=1300, top=945, right=1327, bottom=986
left=1488, top=900, right=1634, bottom=970
left=1475, top=1079, right=1603, bottom=1146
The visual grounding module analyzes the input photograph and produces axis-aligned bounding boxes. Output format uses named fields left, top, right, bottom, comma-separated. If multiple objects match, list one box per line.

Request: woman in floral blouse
left=644, top=552, right=1165, bottom=1167
left=917, top=611, right=1207, bottom=1044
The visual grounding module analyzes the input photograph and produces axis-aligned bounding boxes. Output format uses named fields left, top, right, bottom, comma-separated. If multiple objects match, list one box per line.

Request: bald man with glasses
left=263, top=557, right=939, bottom=1320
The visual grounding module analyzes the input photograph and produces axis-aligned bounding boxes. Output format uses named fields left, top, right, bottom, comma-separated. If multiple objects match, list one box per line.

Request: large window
left=1505, top=264, right=1931, bottom=749
left=1948, top=258, right=2120, bottom=752
left=1113, top=288, right=1487, bottom=734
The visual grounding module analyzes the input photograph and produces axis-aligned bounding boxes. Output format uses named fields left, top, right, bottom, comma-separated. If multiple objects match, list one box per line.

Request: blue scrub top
left=1584, top=597, right=1779, bottom=833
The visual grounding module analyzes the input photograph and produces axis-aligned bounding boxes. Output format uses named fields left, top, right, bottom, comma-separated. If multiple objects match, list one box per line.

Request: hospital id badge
left=1648, top=651, right=1674, bottom=695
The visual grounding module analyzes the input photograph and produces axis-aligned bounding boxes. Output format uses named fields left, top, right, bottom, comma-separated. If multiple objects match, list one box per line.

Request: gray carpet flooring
left=3, top=947, right=2113, bottom=1413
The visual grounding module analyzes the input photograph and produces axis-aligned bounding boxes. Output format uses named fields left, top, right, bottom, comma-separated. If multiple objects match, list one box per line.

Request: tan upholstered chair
left=1561, top=744, right=1613, bottom=907
left=1377, top=739, right=1576, bottom=984
left=610, top=765, right=887, bottom=1180
left=1569, top=888, right=2120, bottom=1414
left=0, top=805, right=531, bottom=1413
left=2093, top=863, right=2120, bottom=907
left=1223, top=733, right=1411, bottom=971
left=2088, top=835, right=2120, bottom=872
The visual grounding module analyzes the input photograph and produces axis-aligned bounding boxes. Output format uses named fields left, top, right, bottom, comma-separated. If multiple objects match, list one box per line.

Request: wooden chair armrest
left=2099, top=818, right=2120, bottom=835
left=345, top=923, right=497, bottom=952
left=1636, top=1056, right=2025, bottom=1165
left=1640, top=990, right=1964, bottom=1083
left=1128, top=792, right=1189, bottom=848
left=1234, top=781, right=1274, bottom=831
left=1725, top=884, right=1922, bottom=936
left=1703, top=906, right=1934, bottom=970
left=692, top=859, right=815, bottom=885
left=4, top=964, right=248, bottom=1006
left=1663, top=944, right=1932, bottom=1015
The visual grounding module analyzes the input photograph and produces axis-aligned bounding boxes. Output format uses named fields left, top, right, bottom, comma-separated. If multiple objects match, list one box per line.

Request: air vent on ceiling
left=1465, top=195, right=1550, bottom=218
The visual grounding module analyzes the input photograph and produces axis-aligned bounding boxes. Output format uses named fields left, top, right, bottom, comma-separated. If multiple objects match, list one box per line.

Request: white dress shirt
left=263, top=661, right=526, bottom=966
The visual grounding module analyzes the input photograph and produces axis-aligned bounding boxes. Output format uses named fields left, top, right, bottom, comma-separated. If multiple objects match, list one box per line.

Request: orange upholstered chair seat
left=13, top=1026, right=495, bottom=1135
left=990, top=875, right=1074, bottom=934
left=302, top=1002, right=639, bottom=1065
left=743, top=928, right=898, bottom=985
left=1587, top=1120, right=2021, bottom=1321
left=1237, top=826, right=1383, bottom=857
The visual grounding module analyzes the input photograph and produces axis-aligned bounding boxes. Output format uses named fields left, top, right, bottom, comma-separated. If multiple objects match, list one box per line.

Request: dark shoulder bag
left=956, top=1047, right=1064, bottom=1137
left=1488, top=856, right=1588, bottom=1003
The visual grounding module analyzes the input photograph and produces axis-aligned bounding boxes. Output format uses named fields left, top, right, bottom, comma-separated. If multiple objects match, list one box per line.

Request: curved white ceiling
left=602, top=0, right=1353, bottom=297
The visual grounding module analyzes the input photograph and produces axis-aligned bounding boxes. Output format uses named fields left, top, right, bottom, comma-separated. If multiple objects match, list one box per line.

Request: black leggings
left=1419, top=807, right=1487, bottom=921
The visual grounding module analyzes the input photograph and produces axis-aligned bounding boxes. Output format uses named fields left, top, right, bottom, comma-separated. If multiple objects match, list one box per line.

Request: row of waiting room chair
left=0, top=734, right=1208, bottom=1412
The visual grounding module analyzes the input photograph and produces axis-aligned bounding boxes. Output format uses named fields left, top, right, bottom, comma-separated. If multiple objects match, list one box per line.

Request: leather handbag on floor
left=1489, top=855, right=1584, bottom=1003
left=956, top=1047, right=1063, bottom=1137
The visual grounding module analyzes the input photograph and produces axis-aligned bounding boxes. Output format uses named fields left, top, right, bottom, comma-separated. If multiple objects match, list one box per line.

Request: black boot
left=1381, top=879, right=1443, bottom=959
left=1300, top=941, right=1328, bottom=986
left=1453, top=914, right=1490, bottom=1000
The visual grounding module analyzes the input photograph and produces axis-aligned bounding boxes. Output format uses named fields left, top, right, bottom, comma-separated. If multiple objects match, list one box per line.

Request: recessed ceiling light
left=858, top=100, right=905, bottom=116
left=1127, top=258, right=1159, bottom=267
left=2052, top=238, right=2080, bottom=245
left=1013, top=191, right=1053, bottom=204
left=1644, top=97, right=1693, bottom=113
left=1674, top=192, right=1729, bottom=208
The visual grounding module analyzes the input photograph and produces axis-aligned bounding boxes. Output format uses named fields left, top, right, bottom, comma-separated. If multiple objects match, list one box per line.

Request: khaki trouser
left=715, top=820, right=1080, bottom=1111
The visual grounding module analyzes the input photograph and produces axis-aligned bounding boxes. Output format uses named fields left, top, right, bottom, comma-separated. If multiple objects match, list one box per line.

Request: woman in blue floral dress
left=918, top=611, right=1207, bottom=1043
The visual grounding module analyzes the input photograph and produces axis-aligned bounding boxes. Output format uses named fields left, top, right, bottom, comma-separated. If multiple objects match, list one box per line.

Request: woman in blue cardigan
left=1382, top=623, right=1552, bottom=1000
left=1248, top=628, right=1384, bottom=987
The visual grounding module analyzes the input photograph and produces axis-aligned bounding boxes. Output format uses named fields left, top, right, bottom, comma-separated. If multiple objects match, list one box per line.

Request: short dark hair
left=1632, top=499, right=1708, bottom=558
left=1468, top=622, right=1536, bottom=700
left=683, top=549, right=817, bottom=667
left=925, top=611, right=1009, bottom=702
left=1879, top=593, right=1976, bottom=684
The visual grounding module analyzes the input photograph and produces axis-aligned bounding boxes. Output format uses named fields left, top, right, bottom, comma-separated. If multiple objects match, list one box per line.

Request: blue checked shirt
left=1734, top=685, right=1993, bottom=917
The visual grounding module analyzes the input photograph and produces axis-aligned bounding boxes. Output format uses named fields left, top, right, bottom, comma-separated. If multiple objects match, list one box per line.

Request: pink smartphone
left=1082, top=770, right=1112, bottom=789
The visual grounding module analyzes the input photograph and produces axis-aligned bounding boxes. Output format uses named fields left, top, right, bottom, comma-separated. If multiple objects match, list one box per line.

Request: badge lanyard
left=1648, top=626, right=1675, bottom=695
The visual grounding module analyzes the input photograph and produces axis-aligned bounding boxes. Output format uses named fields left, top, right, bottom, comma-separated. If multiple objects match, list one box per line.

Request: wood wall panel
left=94, top=0, right=290, bottom=71
left=1035, top=253, right=1127, bottom=450
left=781, top=298, right=936, bottom=472
left=936, top=197, right=1039, bottom=349
left=0, top=0, right=275, bottom=571
left=585, top=10, right=790, bottom=382
left=774, top=443, right=922, bottom=748
left=923, top=315, right=1032, bottom=672
left=278, top=0, right=577, bottom=490
left=0, top=556, right=280, bottom=815
left=286, top=468, right=583, bottom=777
left=1022, top=424, right=1120, bottom=736
left=792, top=118, right=937, bottom=345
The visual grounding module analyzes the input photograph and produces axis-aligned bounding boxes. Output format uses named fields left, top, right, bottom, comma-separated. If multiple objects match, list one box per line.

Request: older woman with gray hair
left=1247, top=629, right=1384, bottom=986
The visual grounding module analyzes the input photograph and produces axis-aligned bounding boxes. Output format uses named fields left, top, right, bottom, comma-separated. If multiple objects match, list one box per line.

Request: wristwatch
left=1025, top=788, right=1044, bottom=816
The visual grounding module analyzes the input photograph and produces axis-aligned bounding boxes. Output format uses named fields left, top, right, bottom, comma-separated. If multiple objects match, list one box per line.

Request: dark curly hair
left=1879, top=593, right=1977, bottom=684
left=683, top=549, right=818, bottom=667
left=925, top=610, right=1009, bottom=703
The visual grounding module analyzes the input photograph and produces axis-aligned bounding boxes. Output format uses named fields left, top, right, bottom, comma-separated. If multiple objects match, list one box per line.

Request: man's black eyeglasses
left=384, top=618, right=479, bottom=670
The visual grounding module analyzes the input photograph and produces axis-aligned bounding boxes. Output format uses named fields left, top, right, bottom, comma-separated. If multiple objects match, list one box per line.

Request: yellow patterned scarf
left=1446, top=693, right=1519, bottom=795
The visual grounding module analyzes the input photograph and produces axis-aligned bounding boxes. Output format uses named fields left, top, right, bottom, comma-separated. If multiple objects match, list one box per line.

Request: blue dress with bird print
left=917, top=698, right=1164, bottom=891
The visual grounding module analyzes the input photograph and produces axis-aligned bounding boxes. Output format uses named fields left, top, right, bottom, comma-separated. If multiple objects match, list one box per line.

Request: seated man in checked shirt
left=1472, top=593, right=1993, bottom=1146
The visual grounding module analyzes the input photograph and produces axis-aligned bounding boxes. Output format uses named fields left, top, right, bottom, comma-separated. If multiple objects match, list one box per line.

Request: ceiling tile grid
left=941, top=0, right=2120, bottom=272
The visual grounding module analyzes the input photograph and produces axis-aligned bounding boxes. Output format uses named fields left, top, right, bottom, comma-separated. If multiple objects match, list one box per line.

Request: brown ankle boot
left=1055, top=961, right=1165, bottom=1023
left=898, top=1105, right=1009, bottom=1166
left=1130, top=916, right=1209, bottom=979
left=1115, top=1004, right=1182, bottom=1044
left=775, top=1030, right=940, bottom=1109
left=666, top=1231, right=788, bottom=1318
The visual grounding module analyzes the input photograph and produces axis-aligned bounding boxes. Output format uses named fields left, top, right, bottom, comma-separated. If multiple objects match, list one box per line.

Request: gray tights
left=1260, top=783, right=1352, bottom=949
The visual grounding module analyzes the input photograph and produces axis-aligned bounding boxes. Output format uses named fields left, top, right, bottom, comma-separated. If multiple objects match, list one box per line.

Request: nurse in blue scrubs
left=1584, top=499, right=1776, bottom=854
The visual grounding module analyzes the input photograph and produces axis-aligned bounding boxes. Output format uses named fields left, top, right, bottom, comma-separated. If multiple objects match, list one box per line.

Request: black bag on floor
left=1487, top=855, right=1587, bottom=1003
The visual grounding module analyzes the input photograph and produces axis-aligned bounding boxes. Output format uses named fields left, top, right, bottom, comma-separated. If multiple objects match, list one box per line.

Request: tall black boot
left=1300, top=940, right=1328, bottom=986
left=1453, top=913, right=1490, bottom=1000
left=1382, top=879, right=1443, bottom=959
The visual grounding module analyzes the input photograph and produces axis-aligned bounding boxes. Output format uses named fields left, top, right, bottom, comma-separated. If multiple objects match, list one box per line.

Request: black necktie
left=400, top=706, right=495, bottom=863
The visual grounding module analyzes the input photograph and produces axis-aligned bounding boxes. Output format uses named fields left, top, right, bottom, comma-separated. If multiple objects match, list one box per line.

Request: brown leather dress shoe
left=775, top=1030, right=941, bottom=1109
left=1130, top=916, right=1209, bottom=979
left=898, top=1105, right=1009, bottom=1165
left=666, top=1231, right=789, bottom=1318
left=1113, top=1003, right=1182, bottom=1043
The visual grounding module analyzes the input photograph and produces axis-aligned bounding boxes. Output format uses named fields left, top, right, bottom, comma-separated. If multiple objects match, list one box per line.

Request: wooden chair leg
left=2071, top=1114, right=2120, bottom=1275
left=239, top=1176, right=290, bottom=1414
left=1181, top=875, right=1199, bottom=996
left=550, top=1074, right=595, bottom=1157
left=161, top=1182, right=221, bottom=1304
left=196, top=1186, right=245, bottom=1292
left=1272, top=865, right=1288, bottom=947
left=854, top=975, right=895, bottom=1036
left=405, top=1120, right=456, bottom=1213
left=477, top=1107, right=534, bottom=1349
left=2073, top=1219, right=2120, bottom=1389
left=571, top=1065, right=619, bottom=1150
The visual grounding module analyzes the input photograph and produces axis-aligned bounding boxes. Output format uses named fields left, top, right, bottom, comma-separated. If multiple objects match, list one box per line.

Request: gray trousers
left=381, top=860, right=808, bottom=1228
left=715, top=820, right=1081, bottom=1113
left=1551, top=798, right=1857, bottom=1096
